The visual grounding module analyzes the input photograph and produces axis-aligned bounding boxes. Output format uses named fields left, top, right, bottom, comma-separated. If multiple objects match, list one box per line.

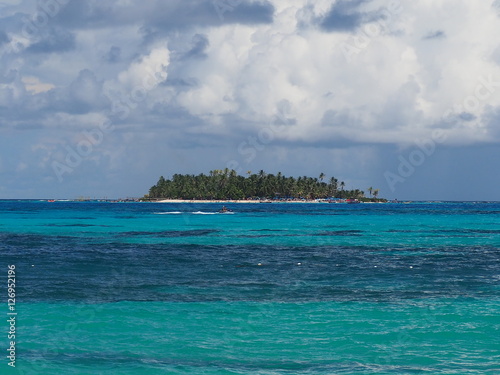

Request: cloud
left=115, top=46, right=169, bottom=90
left=493, top=0, right=500, bottom=15
left=218, top=0, right=275, bottom=24
left=458, top=112, right=476, bottom=122
left=26, top=27, right=76, bottom=53
left=0, top=29, right=10, bottom=45
left=52, top=0, right=274, bottom=31
left=483, top=105, right=500, bottom=139
left=183, top=34, right=209, bottom=60
left=21, top=76, right=55, bottom=94
left=103, top=46, right=121, bottom=63
left=67, top=69, right=106, bottom=111
left=171, top=1, right=500, bottom=147
left=320, top=0, right=382, bottom=32
left=423, top=30, right=445, bottom=40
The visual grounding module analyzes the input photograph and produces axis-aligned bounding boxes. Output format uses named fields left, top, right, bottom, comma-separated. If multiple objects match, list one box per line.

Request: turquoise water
left=1, top=201, right=499, bottom=374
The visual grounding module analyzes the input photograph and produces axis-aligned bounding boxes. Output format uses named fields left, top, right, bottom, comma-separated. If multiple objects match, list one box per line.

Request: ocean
left=0, top=201, right=499, bottom=374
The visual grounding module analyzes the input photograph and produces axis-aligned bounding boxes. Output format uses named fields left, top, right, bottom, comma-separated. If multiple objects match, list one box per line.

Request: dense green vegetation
left=146, top=169, right=382, bottom=201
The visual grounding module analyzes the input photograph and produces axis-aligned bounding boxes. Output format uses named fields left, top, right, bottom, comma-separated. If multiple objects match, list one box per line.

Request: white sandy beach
left=156, top=199, right=337, bottom=203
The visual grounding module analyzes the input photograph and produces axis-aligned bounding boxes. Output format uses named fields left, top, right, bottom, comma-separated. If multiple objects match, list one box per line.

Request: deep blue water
left=0, top=201, right=499, bottom=374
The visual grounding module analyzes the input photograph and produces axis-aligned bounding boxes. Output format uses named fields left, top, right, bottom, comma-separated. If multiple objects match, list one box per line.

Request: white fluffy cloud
left=116, top=47, right=170, bottom=90
left=172, top=0, right=500, bottom=146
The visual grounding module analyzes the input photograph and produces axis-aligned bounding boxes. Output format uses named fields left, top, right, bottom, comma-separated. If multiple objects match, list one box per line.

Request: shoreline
left=154, top=199, right=386, bottom=204
left=157, top=199, right=311, bottom=203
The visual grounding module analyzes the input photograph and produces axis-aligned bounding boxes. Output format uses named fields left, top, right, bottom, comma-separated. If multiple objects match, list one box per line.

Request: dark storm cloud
left=52, top=0, right=274, bottom=30
left=320, top=0, right=381, bottom=32
left=218, top=0, right=274, bottom=24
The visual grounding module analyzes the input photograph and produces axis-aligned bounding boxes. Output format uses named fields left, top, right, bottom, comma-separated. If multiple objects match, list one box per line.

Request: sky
left=1, top=0, right=500, bottom=200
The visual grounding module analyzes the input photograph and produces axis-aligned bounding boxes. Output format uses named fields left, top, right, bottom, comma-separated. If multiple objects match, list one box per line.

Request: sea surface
left=0, top=201, right=499, bottom=374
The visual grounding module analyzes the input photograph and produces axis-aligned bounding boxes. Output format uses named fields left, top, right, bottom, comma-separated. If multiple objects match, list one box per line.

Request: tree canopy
left=146, top=169, right=375, bottom=200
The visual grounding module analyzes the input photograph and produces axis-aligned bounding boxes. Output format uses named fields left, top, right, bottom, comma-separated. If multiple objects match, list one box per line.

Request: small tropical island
left=144, top=169, right=385, bottom=203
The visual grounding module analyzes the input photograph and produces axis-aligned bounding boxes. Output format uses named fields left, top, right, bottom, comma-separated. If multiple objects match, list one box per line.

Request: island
left=144, top=169, right=385, bottom=203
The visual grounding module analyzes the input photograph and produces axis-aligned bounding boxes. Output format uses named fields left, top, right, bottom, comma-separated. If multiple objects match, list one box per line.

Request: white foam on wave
left=155, top=211, right=235, bottom=215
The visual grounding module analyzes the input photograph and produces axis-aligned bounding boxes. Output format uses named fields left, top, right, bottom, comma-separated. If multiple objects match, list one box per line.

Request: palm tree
left=368, top=187, right=373, bottom=197
left=339, top=181, right=345, bottom=198
left=319, top=172, right=325, bottom=182
left=373, top=189, right=379, bottom=199
left=329, top=177, right=337, bottom=197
